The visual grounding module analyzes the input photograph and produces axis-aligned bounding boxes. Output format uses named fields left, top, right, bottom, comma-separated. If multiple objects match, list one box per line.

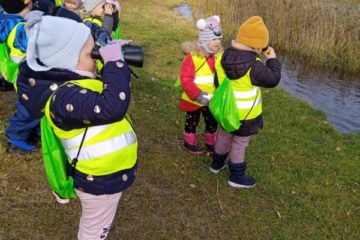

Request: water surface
left=280, top=59, right=360, bottom=133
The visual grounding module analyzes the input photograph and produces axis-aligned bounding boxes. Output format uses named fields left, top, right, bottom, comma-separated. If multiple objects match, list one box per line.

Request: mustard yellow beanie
left=233, top=16, right=269, bottom=49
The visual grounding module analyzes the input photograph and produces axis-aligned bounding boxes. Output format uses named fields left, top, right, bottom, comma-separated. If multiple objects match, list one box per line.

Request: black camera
left=91, top=44, right=144, bottom=68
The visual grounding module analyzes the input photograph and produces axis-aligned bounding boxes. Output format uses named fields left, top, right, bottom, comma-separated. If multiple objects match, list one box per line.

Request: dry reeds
left=190, top=0, right=360, bottom=74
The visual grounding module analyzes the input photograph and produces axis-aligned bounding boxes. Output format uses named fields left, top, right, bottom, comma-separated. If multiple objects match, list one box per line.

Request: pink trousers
left=75, top=190, right=122, bottom=240
left=214, top=127, right=251, bottom=163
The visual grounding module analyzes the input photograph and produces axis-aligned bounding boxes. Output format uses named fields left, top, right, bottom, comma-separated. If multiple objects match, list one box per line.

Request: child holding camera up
left=16, top=12, right=137, bottom=239
left=210, top=16, right=281, bottom=188
left=82, top=0, right=121, bottom=36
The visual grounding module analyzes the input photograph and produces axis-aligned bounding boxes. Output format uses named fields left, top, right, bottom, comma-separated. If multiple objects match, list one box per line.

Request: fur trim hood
left=181, top=41, right=208, bottom=56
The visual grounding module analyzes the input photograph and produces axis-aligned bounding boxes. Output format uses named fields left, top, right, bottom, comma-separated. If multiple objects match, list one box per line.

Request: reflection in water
left=173, top=4, right=193, bottom=20
left=280, top=58, right=360, bottom=133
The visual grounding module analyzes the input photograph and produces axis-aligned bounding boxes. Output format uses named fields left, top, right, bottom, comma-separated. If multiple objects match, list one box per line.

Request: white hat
left=25, top=11, right=91, bottom=71
left=82, top=0, right=104, bottom=12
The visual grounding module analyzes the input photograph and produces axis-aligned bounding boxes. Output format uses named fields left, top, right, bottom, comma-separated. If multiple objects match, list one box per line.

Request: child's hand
left=196, top=91, right=210, bottom=106
left=105, top=0, right=121, bottom=12
left=263, top=46, right=277, bottom=59
left=104, top=3, right=114, bottom=15
left=99, top=40, right=132, bottom=64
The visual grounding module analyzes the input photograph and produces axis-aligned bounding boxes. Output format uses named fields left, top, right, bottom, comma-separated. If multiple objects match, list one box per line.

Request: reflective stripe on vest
left=215, top=54, right=263, bottom=120
left=44, top=79, right=137, bottom=176
left=181, top=53, right=219, bottom=107
left=7, top=22, right=26, bottom=62
left=54, top=0, right=63, bottom=6
left=83, top=17, right=103, bottom=27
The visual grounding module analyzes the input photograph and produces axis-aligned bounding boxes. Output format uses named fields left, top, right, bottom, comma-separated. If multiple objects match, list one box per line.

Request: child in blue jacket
left=0, top=0, right=112, bottom=153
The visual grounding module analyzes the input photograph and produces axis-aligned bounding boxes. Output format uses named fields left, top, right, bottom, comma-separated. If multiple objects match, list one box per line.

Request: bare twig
left=216, top=180, right=223, bottom=211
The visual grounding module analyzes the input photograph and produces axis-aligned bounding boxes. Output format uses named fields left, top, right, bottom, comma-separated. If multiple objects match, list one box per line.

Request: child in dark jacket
left=179, top=15, right=223, bottom=155
left=0, top=0, right=111, bottom=153
left=210, top=16, right=281, bottom=188
left=17, top=13, right=137, bottom=239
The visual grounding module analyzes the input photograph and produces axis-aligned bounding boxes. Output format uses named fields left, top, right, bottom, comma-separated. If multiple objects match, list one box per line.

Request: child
left=82, top=0, right=121, bottom=36
left=17, top=13, right=137, bottom=239
left=210, top=16, right=281, bottom=188
left=179, top=16, right=222, bottom=154
left=0, top=0, right=109, bottom=152
left=0, top=0, right=40, bottom=152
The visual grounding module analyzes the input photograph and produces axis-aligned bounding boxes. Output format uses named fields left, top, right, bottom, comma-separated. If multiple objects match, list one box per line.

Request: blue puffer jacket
left=0, top=14, right=26, bottom=52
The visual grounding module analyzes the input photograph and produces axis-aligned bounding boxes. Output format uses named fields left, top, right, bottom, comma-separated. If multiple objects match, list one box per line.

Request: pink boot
left=183, top=133, right=204, bottom=155
left=204, top=132, right=217, bottom=153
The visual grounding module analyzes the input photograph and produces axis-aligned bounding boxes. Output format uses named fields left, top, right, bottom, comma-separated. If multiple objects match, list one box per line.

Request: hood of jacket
left=16, top=62, right=91, bottom=119
left=221, top=48, right=258, bottom=79
left=181, top=41, right=208, bottom=56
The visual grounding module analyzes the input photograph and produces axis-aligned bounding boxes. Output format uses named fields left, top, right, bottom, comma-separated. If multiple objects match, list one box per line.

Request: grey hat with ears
left=196, top=15, right=222, bottom=54
left=25, top=11, right=91, bottom=71
left=82, top=0, right=104, bottom=12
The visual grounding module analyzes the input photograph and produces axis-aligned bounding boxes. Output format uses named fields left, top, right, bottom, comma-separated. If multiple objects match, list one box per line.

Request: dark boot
left=7, top=139, right=37, bottom=154
left=228, top=161, right=256, bottom=188
left=0, top=77, right=14, bottom=92
left=183, top=133, right=204, bottom=155
left=204, top=132, right=217, bottom=153
left=210, top=152, right=228, bottom=174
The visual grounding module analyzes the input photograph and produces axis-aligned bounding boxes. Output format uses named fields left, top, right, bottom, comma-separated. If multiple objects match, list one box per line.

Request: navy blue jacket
left=17, top=61, right=131, bottom=130
left=220, top=48, right=281, bottom=136
left=17, top=60, right=135, bottom=195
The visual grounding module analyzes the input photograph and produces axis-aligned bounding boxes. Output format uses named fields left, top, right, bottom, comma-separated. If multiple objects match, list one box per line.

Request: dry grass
left=191, top=0, right=360, bottom=74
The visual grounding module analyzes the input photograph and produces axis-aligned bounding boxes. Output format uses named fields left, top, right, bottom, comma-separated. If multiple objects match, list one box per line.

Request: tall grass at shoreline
left=190, top=0, right=360, bottom=74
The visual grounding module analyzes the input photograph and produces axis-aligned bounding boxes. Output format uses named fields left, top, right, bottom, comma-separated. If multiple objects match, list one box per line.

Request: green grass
left=0, top=0, right=359, bottom=239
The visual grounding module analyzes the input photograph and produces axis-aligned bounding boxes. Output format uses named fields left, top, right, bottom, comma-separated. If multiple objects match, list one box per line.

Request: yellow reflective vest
left=7, top=22, right=26, bottom=63
left=215, top=52, right=263, bottom=120
left=44, top=79, right=138, bottom=176
left=181, top=53, right=219, bottom=107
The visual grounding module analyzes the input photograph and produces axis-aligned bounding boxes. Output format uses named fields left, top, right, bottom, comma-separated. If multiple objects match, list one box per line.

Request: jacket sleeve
left=83, top=20, right=112, bottom=46
left=180, top=54, right=202, bottom=100
left=102, top=14, right=114, bottom=35
left=250, top=58, right=281, bottom=88
left=50, top=61, right=131, bottom=130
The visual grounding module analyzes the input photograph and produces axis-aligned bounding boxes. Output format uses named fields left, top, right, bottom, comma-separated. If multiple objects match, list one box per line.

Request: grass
left=0, top=0, right=360, bottom=239
left=191, top=0, right=360, bottom=75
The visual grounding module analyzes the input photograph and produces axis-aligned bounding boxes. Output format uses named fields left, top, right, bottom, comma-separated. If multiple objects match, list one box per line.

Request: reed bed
left=190, top=0, right=360, bottom=75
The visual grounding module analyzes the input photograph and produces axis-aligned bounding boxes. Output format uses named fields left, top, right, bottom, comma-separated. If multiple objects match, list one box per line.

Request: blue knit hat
left=25, top=11, right=91, bottom=71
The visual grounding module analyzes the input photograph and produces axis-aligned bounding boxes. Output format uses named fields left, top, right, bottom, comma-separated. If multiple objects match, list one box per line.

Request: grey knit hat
left=25, top=11, right=91, bottom=71
left=196, top=15, right=222, bottom=53
left=82, top=0, right=103, bottom=12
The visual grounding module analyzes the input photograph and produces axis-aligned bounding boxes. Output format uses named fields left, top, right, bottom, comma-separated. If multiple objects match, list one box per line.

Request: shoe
left=204, top=132, right=217, bottom=153
left=8, top=139, right=37, bottom=153
left=52, top=191, right=70, bottom=204
left=209, top=152, right=228, bottom=174
left=228, top=161, right=256, bottom=188
left=0, top=77, right=14, bottom=92
left=183, top=133, right=204, bottom=155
